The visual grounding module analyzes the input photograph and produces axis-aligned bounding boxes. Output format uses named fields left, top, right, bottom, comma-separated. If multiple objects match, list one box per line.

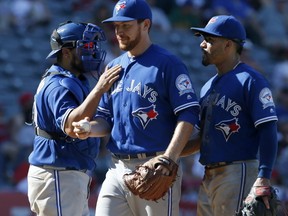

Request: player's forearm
left=180, top=137, right=201, bottom=157
left=89, top=117, right=111, bottom=137
left=64, top=91, right=104, bottom=136
left=65, top=65, right=121, bottom=136
left=71, top=88, right=103, bottom=118
left=164, top=121, right=194, bottom=162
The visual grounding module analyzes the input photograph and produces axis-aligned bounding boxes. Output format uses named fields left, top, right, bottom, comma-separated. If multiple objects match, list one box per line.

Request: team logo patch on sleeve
left=259, top=88, right=275, bottom=109
left=176, top=74, right=194, bottom=96
left=132, top=105, right=158, bottom=129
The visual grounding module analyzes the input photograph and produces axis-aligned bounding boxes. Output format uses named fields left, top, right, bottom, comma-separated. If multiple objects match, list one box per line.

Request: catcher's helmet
left=46, top=21, right=106, bottom=73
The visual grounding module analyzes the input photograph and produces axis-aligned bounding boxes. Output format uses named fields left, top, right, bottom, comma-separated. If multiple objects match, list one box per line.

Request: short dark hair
left=137, top=19, right=152, bottom=31
left=234, top=41, right=243, bottom=55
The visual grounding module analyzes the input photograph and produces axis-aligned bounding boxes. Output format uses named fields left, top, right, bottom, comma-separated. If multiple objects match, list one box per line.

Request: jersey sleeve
left=43, top=76, right=87, bottom=134
left=164, top=62, right=199, bottom=115
left=247, top=76, right=278, bottom=127
left=47, top=86, right=78, bottom=131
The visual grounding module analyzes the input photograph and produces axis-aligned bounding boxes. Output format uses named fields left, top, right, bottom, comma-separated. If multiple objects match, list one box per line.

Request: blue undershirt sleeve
left=257, top=120, right=278, bottom=179
left=176, top=106, right=200, bottom=126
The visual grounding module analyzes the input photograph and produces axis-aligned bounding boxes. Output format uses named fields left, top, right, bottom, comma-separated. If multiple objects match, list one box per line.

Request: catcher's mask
left=46, top=21, right=106, bottom=75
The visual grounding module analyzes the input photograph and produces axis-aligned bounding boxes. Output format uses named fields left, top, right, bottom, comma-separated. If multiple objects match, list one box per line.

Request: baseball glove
left=235, top=186, right=285, bottom=216
left=123, top=155, right=178, bottom=201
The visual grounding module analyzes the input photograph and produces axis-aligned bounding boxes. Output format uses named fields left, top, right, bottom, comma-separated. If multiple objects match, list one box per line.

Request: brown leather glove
left=123, top=155, right=178, bottom=201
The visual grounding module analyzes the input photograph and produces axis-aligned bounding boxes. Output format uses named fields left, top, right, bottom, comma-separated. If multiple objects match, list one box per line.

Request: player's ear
left=222, top=39, right=233, bottom=52
left=62, top=48, right=73, bottom=58
left=224, top=39, right=232, bottom=48
left=143, top=19, right=151, bottom=31
left=226, top=39, right=238, bottom=49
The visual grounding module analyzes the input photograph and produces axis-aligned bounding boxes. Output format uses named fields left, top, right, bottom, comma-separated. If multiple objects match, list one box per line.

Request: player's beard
left=201, top=51, right=210, bottom=66
left=118, top=27, right=141, bottom=51
left=71, top=53, right=86, bottom=73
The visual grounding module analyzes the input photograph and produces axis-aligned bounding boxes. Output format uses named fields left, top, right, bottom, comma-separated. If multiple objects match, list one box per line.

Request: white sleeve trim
left=97, top=106, right=111, bottom=115
left=255, top=116, right=278, bottom=127
left=61, top=108, right=74, bottom=135
left=174, top=102, right=200, bottom=115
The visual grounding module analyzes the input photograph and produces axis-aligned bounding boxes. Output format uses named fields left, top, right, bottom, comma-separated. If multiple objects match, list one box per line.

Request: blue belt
left=112, top=152, right=163, bottom=160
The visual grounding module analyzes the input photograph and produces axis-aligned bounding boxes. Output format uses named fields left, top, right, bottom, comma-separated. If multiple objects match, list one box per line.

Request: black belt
left=112, top=152, right=163, bottom=160
left=35, top=127, right=76, bottom=143
left=205, top=162, right=233, bottom=169
left=41, top=165, right=87, bottom=173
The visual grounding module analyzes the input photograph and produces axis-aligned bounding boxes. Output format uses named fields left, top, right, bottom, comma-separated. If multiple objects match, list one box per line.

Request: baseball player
left=27, top=21, right=121, bottom=216
left=190, top=15, right=278, bottom=216
left=72, top=0, right=200, bottom=215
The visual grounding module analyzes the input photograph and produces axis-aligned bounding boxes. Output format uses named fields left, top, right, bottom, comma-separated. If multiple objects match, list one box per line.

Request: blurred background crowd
left=1, top=0, right=288, bottom=211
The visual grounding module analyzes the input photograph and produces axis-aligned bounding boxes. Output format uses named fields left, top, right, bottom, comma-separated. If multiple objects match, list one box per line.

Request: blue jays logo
left=215, top=118, right=240, bottom=141
left=132, top=105, right=158, bottom=129
left=207, top=16, right=218, bottom=26
left=176, top=74, right=194, bottom=96
left=115, top=1, right=126, bottom=14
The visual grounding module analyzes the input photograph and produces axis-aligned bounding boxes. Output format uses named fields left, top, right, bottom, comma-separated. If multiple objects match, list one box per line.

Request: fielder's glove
left=123, top=155, right=178, bottom=201
left=235, top=186, right=283, bottom=216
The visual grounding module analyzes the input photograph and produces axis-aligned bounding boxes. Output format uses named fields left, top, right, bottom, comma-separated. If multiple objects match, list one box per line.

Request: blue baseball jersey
left=28, top=65, right=100, bottom=170
left=96, top=44, right=200, bottom=154
left=199, top=62, right=278, bottom=165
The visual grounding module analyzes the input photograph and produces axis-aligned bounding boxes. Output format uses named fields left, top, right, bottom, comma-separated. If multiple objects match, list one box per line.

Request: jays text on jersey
left=199, top=62, right=278, bottom=165
left=97, top=44, right=200, bottom=154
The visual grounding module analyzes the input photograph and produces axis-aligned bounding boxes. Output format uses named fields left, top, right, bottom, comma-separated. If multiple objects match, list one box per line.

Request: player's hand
left=72, top=117, right=91, bottom=139
left=95, top=64, right=122, bottom=94
left=155, top=164, right=170, bottom=175
left=252, top=177, right=271, bottom=209
left=142, top=156, right=175, bottom=176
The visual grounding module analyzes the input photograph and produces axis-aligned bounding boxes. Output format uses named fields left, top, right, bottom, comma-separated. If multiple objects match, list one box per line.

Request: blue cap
left=190, top=15, right=246, bottom=46
left=102, top=0, right=152, bottom=23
